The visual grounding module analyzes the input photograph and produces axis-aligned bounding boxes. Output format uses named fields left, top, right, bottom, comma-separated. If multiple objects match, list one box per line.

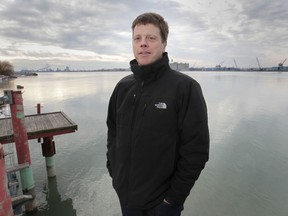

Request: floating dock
left=0, top=111, right=78, bottom=144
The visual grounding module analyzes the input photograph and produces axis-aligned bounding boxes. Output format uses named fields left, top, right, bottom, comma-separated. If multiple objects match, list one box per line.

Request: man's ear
left=163, top=41, right=167, bottom=51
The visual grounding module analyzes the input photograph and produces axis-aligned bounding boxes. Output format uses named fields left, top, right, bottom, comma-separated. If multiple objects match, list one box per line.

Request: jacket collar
left=130, top=52, right=170, bottom=83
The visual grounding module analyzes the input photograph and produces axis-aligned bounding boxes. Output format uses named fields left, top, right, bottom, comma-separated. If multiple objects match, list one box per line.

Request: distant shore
left=15, top=67, right=288, bottom=73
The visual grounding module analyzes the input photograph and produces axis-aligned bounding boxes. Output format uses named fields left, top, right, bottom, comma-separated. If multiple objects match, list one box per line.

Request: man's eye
left=134, top=37, right=141, bottom=41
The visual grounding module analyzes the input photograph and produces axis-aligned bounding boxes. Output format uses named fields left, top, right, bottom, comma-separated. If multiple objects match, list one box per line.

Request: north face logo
left=155, top=102, right=167, bottom=109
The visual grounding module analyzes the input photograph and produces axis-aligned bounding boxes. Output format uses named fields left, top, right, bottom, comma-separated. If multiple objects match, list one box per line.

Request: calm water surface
left=1, top=71, right=288, bottom=216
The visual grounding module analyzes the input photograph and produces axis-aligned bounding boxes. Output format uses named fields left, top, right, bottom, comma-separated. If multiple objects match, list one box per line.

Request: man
left=106, top=12, right=209, bottom=216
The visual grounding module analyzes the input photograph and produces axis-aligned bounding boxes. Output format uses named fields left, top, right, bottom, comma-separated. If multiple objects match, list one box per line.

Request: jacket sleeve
left=106, top=85, right=118, bottom=177
left=165, top=80, right=210, bottom=205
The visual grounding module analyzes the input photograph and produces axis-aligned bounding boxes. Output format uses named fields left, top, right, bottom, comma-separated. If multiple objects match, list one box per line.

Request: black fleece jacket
left=106, top=53, right=209, bottom=209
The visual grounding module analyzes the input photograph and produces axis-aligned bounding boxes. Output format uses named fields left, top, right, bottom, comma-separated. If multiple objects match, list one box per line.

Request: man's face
left=132, top=24, right=166, bottom=66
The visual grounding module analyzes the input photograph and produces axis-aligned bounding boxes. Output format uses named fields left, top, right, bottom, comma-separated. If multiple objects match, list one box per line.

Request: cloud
left=0, top=0, right=287, bottom=70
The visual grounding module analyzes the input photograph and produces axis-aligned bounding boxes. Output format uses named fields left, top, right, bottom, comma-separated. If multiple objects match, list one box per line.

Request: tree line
left=0, top=61, right=14, bottom=76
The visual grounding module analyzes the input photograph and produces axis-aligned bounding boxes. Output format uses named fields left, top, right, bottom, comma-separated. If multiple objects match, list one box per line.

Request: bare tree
left=0, top=60, right=14, bottom=76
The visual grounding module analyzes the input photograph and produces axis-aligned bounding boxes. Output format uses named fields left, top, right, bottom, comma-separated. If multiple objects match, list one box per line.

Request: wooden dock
left=0, top=111, right=78, bottom=144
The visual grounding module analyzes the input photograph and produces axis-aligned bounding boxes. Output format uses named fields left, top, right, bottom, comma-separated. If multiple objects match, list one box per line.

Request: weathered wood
left=0, top=112, right=77, bottom=144
left=6, top=162, right=30, bottom=173
left=11, top=194, right=33, bottom=207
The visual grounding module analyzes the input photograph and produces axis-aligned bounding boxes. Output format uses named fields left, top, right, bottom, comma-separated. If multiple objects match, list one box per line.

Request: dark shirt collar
left=130, top=52, right=170, bottom=83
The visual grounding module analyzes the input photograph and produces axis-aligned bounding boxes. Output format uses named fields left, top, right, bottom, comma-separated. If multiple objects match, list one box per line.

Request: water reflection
left=2, top=71, right=288, bottom=216
left=184, top=72, right=288, bottom=216
left=36, top=177, right=76, bottom=216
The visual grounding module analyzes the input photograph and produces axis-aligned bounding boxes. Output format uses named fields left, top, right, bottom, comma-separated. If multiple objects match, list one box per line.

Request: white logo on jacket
left=155, top=102, right=167, bottom=109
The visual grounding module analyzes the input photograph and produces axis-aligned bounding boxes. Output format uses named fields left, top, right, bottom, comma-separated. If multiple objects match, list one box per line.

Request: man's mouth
left=139, top=51, right=151, bottom=55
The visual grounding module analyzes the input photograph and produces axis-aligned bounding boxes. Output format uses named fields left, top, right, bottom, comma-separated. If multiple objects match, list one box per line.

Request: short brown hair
left=132, top=12, right=169, bottom=43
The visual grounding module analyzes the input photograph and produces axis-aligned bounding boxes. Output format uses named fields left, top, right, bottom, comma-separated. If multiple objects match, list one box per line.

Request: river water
left=1, top=71, right=288, bottom=216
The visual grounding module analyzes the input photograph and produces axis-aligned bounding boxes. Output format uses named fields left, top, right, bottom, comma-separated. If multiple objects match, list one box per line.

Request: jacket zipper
left=131, top=81, right=144, bottom=129
left=142, top=103, right=147, bottom=116
left=126, top=81, right=144, bottom=207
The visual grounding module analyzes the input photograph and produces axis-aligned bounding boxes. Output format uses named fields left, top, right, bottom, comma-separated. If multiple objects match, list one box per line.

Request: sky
left=0, top=0, right=287, bottom=71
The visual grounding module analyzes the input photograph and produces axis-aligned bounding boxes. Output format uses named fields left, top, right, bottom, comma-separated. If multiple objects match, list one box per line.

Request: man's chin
left=137, top=58, right=154, bottom=66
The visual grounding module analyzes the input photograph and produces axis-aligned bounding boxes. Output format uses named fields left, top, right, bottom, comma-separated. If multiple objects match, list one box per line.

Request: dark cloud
left=241, top=0, right=288, bottom=23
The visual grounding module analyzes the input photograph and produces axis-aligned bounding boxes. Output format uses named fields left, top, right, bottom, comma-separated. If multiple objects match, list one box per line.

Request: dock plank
left=0, top=111, right=77, bottom=144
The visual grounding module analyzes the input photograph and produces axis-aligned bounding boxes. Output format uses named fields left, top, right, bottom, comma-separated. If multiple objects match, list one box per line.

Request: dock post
left=42, top=137, right=56, bottom=178
left=0, top=143, right=14, bottom=216
left=35, top=103, right=56, bottom=178
left=36, top=103, right=42, bottom=143
left=7, top=90, right=37, bottom=213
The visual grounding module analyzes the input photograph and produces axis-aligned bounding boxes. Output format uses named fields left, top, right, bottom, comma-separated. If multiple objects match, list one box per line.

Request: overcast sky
left=0, top=0, right=287, bottom=71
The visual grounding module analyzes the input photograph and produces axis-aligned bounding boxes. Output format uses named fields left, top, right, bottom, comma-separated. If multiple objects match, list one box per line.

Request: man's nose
left=140, top=38, right=148, bottom=47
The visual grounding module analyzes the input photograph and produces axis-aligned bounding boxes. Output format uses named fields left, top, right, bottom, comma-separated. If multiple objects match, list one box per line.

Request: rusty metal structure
left=0, top=90, right=77, bottom=215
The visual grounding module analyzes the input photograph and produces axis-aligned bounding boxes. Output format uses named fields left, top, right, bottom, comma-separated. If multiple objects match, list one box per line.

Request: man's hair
left=132, top=12, right=169, bottom=43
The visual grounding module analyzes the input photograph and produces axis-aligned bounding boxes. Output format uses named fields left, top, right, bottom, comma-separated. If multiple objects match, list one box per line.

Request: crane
left=233, top=58, right=238, bottom=68
left=216, top=61, right=224, bottom=68
left=256, top=57, right=262, bottom=70
left=278, top=58, right=287, bottom=67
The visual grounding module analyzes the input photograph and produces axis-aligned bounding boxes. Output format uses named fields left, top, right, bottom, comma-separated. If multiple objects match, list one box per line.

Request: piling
left=8, top=90, right=37, bottom=213
left=42, top=136, right=56, bottom=178
left=0, top=143, right=14, bottom=216
left=37, top=103, right=57, bottom=178
left=36, top=103, right=42, bottom=143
